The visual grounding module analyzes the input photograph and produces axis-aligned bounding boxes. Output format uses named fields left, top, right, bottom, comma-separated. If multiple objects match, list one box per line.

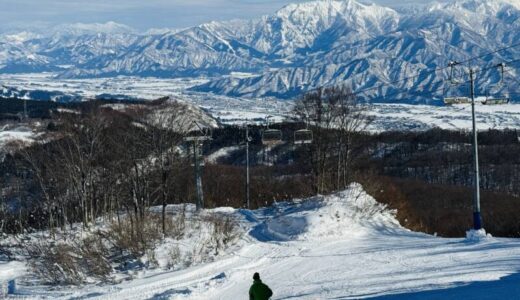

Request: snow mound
left=466, top=229, right=493, bottom=241
left=251, top=183, right=402, bottom=242
left=0, top=261, right=26, bottom=282
left=304, top=183, right=402, bottom=239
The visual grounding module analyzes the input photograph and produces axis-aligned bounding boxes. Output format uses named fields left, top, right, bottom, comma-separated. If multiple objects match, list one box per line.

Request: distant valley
left=1, top=0, right=520, bottom=103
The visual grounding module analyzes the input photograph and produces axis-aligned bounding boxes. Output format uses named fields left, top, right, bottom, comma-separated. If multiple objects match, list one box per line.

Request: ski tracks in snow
left=17, top=185, right=520, bottom=299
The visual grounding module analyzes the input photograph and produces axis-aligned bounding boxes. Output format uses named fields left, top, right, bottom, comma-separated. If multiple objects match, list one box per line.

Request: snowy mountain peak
left=249, top=0, right=400, bottom=55
left=276, top=0, right=342, bottom=17
left=49, top=21, right=136, bottom=37
left=1, top=0, right=519, bottom=103
left=1, top=31, right=42, bottom=44
left=428, top=0, right=520, bottom=15
left=275, top=0, right=398, bottom=23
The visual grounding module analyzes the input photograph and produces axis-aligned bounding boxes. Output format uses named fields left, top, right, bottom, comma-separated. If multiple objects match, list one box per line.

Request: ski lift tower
left=23, top=99, right=28, bottom=120
left=244, top=121, right=252, bottom=209
left=446, top=61, right=506, bottom=230
left=468, top=65, right=482, bottom=230
left=185, top=121, right=212, bottom=211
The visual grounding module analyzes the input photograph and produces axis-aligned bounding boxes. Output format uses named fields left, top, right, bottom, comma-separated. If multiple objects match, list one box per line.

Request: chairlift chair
left=262, top=129, right=283, bottom=145
left=444, top=61, right=470, bottom=105
left=185, top=121, right=212, bottom=167
left=184, top=121, right=212, bottom=142
left=184, top=134, right=212, bottom=142
left=448, top=61, right=463, bottom=84
left=483, top=63, right=510, bottom=105
left=444, top=97, right=471, bottom=105
left=482, top=97, right=509, bottom=105
left=262, top=115, right=283, bottom=145
left=294, top=129, right=313, bottom=144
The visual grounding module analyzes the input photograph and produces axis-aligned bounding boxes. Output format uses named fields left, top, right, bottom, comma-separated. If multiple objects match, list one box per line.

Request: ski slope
left=11, top=184, right=518, bottom=299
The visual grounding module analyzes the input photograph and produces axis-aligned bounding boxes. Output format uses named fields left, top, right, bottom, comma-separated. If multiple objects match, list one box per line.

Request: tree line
left=1, top=87, right=520, bottom=238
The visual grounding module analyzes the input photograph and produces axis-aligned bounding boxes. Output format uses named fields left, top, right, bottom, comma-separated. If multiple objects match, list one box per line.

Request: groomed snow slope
left=20, top=183, right=520, bottom=300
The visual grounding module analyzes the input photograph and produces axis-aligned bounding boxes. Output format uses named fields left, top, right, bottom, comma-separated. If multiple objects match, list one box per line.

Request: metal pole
left=193, top=142, right=204, bottom=210
left=24, top=99, right=27, bottom=120
left=245, top=125, right=250, bottom=209
left=470, top=68, right=482, bottom=230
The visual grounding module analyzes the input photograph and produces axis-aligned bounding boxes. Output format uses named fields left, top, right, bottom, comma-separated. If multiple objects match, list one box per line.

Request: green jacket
left=249, top=279, right=273, bottom=300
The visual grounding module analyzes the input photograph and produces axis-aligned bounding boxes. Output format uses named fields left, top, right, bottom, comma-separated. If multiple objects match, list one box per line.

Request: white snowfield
left=367, top=103, right=520, bottom=132
left=16, top=184, right=519, bottom=300
left=0, top=126, right=36, bottom=160
left=2, top=73, right=520, bottom=131
left=0, top=127, right=35, bottom=146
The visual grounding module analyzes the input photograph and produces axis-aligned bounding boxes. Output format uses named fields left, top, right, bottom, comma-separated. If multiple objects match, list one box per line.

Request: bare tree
left=294, top=85, right=372, bottom=193
left=136, top=101, right=191, bottom=234
left=56, top=107, right=109, bottom=227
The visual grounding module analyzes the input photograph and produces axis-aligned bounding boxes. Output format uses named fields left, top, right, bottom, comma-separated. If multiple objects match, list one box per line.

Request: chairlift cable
left=340, top=42, right=520, bottom=98
left=503, top=68, right=520, bottom=86
left=363, top=58, right=520, bottom=103
left=298, top=44, right=520, bottom=102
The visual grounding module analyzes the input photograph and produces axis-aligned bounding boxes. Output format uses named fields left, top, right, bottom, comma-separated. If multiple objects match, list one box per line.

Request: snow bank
left=0, top=126, right=36, bottom=161
left=253, top=183, right=402, bottom=242
left=143, top=205, right=244, bottom=272
left=0, top=261, right=26, bottom=282
left=0, top=129, right=35, bottom=145
left=304, top=183, right=402, bottom=239
left=466, top=229, right=493, bottom=241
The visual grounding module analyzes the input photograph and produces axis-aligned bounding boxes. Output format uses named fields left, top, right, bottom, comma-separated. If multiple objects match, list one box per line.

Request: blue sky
left=0, top=0, right=434, bottom=32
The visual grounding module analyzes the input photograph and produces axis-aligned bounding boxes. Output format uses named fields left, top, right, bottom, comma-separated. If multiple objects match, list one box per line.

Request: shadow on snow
left=359, top=271, right=520, bottom=300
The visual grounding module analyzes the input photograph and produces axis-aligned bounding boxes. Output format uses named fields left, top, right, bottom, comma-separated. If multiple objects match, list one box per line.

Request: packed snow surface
left=7, top=184, right=520, bottom=299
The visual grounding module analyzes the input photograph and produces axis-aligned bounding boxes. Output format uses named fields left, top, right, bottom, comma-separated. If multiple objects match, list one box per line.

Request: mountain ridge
left=0, top=0, right=519, bottom=103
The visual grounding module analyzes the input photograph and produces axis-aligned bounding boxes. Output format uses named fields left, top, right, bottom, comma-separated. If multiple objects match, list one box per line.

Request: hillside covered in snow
left=1, top=0, right=519, bottom=103
left=2, top=184, right=520, bottom=299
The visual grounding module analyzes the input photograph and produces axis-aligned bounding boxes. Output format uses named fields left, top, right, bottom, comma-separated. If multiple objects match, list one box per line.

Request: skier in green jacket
left=249, top=272, right=273, bottom=300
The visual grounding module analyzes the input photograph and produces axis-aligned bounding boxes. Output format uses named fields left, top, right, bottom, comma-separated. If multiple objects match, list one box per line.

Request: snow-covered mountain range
left=1, top=0, right=519, bottom=103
